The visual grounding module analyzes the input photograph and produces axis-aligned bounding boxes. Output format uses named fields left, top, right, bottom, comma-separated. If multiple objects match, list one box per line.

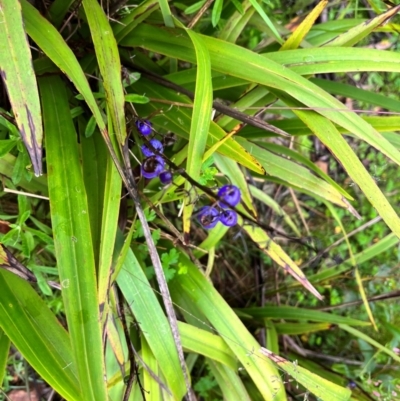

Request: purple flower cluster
left=137, top=120, right=172, bottom=185
left=197, top=185, right=241, bottom=229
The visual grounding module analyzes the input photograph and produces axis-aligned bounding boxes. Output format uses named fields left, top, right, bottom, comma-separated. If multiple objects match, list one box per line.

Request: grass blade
left=260, top=348, right=352, bottom=401
left=0, top=270, right=81, bottom=400
left=280, top=0, right=327, bottom=50
left=178, top=322, right=237, bottom=370
left=242, top=220, right=323, bottom=299
left=122, top=26, right=400, bottom=169
left=117, top=244, right=187, bottom=399
left=339, top=324, right=400, bottom=363
left=247, top=0, right=283, bottom=44
left=281, top=96, right=400, bottom=239
left=21, top=0, right=107, bottom=136
left=0, top=0, right=42, bottom=175
left=238, top=305, right=370, bottom=326
left=82, top=0, right=127, bottom=145
left=40, top=76, right=107, bottom=401
left=183, top=30, right=213, bottom=237
left=170, top=252, right=286, bottom=401
left=208, top=360, right=252, bottom=400
left=0, top=328, right=10, bottom=385
left=322, top=4, right=400, bottom=47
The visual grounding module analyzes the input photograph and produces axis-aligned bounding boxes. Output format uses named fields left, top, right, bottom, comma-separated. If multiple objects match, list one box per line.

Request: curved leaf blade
left=0, top=0, right=42, bottom=175
left=82, top=0, right=127, bottom=144
left=260, top=348, right=352, bottom=401
left=40, top=76, right=107, bottom=401
left=183, top=30, right=213, bottom=236
left=0, top=270, right=81, bottom=401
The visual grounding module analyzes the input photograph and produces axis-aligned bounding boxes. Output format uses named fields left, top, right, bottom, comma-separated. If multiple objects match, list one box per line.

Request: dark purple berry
left=141, top=155, right=165, bottom=179
left=141, top=139, right=163, bottom=157
left=217, top=185, right=241, bottom=208
left=220, top=209, right=238, bottom=227
left=197, top=206, right=220, bottom=229
left=159, top=171, right=173, bottom=185
left=136, top=120, right=152, bottom=136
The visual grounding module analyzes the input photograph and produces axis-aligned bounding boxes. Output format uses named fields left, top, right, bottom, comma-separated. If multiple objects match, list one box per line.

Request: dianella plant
left=0, top=0, right=400, bottom=400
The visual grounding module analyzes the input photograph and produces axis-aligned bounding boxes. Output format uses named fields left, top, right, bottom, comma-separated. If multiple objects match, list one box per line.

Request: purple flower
left=217, top=185, right=241, bottom=208
left=141, top=155, right=165, bottom=179
left=220, top=209, right=238, bottom=227
left=136, top=120, right=152, bottom=136
left=197, top=206, right=220, bottom=229
left=159, top=171, right=173, bottom=185
left=141, top=139, right=163, bottom=157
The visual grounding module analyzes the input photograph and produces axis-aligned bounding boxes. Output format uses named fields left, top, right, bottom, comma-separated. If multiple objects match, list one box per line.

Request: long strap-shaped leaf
left=260, top=348, right=351, bottom=401
left=82, top=0, right=126, bottom=145
left=183, top=30, right=213, bottom=237
left=0, top=0, right=42, bottom=175
left=40, top=76, right=107, bottom=401
left=117, top=241, right=187, bottom=399
left=0, top=269, right=81, bottom=400
left=120, top=25, right=400, bottom=170
left=170, top=253, right=286, bottom=401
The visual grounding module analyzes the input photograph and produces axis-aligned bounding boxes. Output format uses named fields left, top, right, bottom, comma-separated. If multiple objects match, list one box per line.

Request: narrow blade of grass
left=355, top=267, right=378, bottom=331
left=183, top=30, right=213, bottom=237
left=0, top=328, right=10, bottom=385
left=40, top=76, right=107, bottom=401
left=280, top=0, right=328, bottom=50
left=0, top=0, right=42, bottom=175
left=208, top=361, right=252, bottom=400
left=116, top=244, right=187, bottom=399
left=322, top=4, right=400, bottom=47
left=170, top=252, right=286, bottom=401
left=0, top=270, right=81, bottom=400
left=238, top=305, right=370, bottom=326
left=242, top=220, right=323, bottom=299
left=260, top=348, right=352, bottom=401
left=82, top=0, right=127, bottom=145
left=339, top=324, right=400, bottom=363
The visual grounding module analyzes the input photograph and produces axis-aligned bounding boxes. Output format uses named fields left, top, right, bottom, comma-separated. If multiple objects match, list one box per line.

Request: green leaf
left=0, top=0, right=43, bottom=175
left=170, top=252, right=286, bottom=400
left=178, top=322, right=238, bottom=370
left=212, top=0, right=224, bottom=27
left=340, top=324, right=400, bottom=363
left=124, top=94, right=150, bottom=103
left=279, top=96, right=400, bottom=240
left=183, top=29, right=213, bottom=235
left=0, top=269, right=81, bottom=400
left=21, top=0, right=107, bottom=137
left=82, top=0, right=126, bottom=145
left=322, top=4, right=400, bottom=47
left=247, top=0, right=283, bottom=44
left=208, top=360, right=251, bottom=400
left=260, top=348, right=351, bottom=401
left=116, top=244, right=187, bottom=399
left=97, top=112, right=122, bottom=318
left=236, top=138, right=355, bottom=211
left=122, top=26, right=400, bottom=171
left=0, top=139, right=18, bottom=157
left=40, top=76, right=107, bottom=401
left=85, top=116, right=97, bottom=138
left=280, top=0, right=327, bottom=50
left=185, top=0, right=206, bottom=15
left=0, top=328, right=10, bottom=385
left=238, top=305, right=370, bottom=326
